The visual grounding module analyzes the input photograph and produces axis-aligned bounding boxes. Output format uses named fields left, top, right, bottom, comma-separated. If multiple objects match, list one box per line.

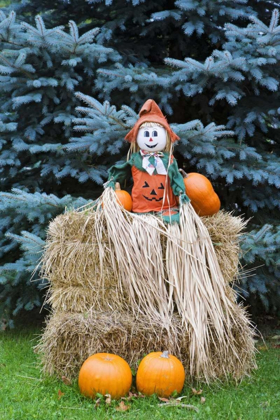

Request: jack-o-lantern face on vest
left=142, top=180, right=164, bottom=202
left=131, top=166, right=178, bottom=213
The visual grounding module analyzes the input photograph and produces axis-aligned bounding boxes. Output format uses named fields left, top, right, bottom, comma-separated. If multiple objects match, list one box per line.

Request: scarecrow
left=105, top=99, right=188, bottom=223
left=98, top=99, right=256, bottom=379
left=39, top=99, right=256, bottom=382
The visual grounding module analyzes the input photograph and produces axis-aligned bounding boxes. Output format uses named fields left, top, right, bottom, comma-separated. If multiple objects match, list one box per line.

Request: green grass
left=0, top=326, right=280, bottom=420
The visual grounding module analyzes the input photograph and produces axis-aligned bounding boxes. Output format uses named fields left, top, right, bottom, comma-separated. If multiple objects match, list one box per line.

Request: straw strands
left=95, top=189, right=175, bottom=333
left=36, top=309, right=255, bottom=381
left=39, top=188, right=256, bottom=382
left=41, top=210, right=128, bottom=312
left=46, top=286, right=107, bottom=313
left=35, top=311, right=185, bottom=379
left=166, top=205, right=255, bottom=379
left=201, top=211, right=247, bottom=283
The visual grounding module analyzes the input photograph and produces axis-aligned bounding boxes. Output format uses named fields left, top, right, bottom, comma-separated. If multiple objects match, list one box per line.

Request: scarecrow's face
left=136, top=125, right=167, bottom=152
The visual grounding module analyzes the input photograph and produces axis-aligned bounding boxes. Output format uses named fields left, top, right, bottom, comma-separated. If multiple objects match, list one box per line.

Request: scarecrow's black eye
left=152, top=130, right=158, bottom=137
left=144, top=131, right=149, bottom=137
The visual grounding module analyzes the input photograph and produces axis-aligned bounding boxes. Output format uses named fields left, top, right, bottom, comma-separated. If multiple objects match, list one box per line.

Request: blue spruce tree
left=0, top=9, right=119, bottom=324
left=1, top=0, right=279, bottom=325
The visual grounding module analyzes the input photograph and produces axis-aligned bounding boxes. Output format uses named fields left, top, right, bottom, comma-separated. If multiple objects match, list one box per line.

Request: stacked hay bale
left=202, top=211, right=247, bottom=284
left=38, top=209, right=184, bottom=378
left=37, top=206, right=255, bottom=381
left=42, top=210, right=128, bottom=313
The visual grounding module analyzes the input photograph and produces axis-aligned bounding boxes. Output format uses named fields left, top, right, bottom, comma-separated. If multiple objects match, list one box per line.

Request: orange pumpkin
left=115, top=182, right=133, bottom=211
left=181, top=170, right=220, bottom=216
left=78, top=353, right=132, bottom=399
left=136, top=351, right=185, bottom=397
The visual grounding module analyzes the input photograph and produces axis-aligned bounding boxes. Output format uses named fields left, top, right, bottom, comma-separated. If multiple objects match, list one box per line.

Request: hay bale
left=39, top=205, right=256, bottom=382
left=36, top=309, right=256, bottom=381
left=41, top=209, right=130, bottom=312
left=42, top=208, right=244, bottom=313
left=43, top=209, right=244, bottom=289
left=46, top=286, right=127, bottom=313
left=36, top=310, right=186, bottom=379
left=47, top=210, right=98, bottom=243
left=202, top=211, right=246, bottom=283
left=42, top=211, right=116, bottom=288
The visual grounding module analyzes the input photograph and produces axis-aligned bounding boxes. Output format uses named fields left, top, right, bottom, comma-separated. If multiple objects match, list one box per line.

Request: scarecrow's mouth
left=145, top=143, right=158, bottom=149
left=143, top=196, right=163, bottom=202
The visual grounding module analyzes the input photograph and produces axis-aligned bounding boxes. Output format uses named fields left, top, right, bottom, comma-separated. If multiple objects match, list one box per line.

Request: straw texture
left=36, top=311, right=185, bottom=378
left=39, top=189, right=256, bottom=382
left=166, top=204, right=255, bottom=379
left=41, top=210, right=128, bottom=311
left=201, top=211, right=247, bottom=283
left=36, top=309, right=255, bottom=381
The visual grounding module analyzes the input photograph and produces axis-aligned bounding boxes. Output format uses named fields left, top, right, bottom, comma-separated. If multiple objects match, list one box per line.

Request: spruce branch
left=69, top=20, right=79, bottom=44
left=74, top=92, right=128, bottom=129
left=268, top=9, right=279, bottom=33
left=249, top=15, right=270, bottom=32
left=0, top=53, right=34, bottom=79
left=0, top=37, right=25, bottom=47
left=21, top=21, right=40, bottom=35
left=35, top=15, right=46, bottom=36
left=0, top=192, right=59, bottom=208
left=97, top=69, right=127, bottom=78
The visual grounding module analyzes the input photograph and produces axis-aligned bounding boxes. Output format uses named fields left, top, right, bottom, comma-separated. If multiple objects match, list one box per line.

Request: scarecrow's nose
left=149, top=137, right=153, bottom=142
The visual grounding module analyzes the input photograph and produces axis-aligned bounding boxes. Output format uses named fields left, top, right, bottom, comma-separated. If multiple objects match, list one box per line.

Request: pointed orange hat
left=124, top=99, right=180, bottom=143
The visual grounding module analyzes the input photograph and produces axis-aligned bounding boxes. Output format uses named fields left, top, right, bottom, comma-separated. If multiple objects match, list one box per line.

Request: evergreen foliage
left=0, top=189, right=87, bottom=325
left=1, top=0, right=279, bottom=324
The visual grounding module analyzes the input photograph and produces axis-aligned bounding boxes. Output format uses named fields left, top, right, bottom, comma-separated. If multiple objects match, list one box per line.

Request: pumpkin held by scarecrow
left=38, top=99, right=256, bottom=383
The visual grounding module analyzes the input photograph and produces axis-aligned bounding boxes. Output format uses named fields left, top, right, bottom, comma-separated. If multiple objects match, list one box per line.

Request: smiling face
left=136, top=124, right=167, bottom=152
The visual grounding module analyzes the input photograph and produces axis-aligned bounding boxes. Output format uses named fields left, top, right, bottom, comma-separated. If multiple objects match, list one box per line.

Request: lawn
left=0, top=325, right=280, bottom=420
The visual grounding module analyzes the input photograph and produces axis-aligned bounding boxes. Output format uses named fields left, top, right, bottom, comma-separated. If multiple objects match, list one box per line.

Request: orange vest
left=131, top=166, right=178, bottom=213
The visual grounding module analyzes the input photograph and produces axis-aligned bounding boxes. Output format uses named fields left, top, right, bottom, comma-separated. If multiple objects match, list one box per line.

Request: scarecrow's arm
left=106, top=161, right=132, bottom=190
left=168, top=158, right=190, bottom=204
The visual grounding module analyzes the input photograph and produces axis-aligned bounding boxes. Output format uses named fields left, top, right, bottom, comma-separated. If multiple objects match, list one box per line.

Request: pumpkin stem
left=115, top=182, right=121, bottom=191
left=179, top=168, right=188, bottom=178
left=161, top=351, right=169, bottom=359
